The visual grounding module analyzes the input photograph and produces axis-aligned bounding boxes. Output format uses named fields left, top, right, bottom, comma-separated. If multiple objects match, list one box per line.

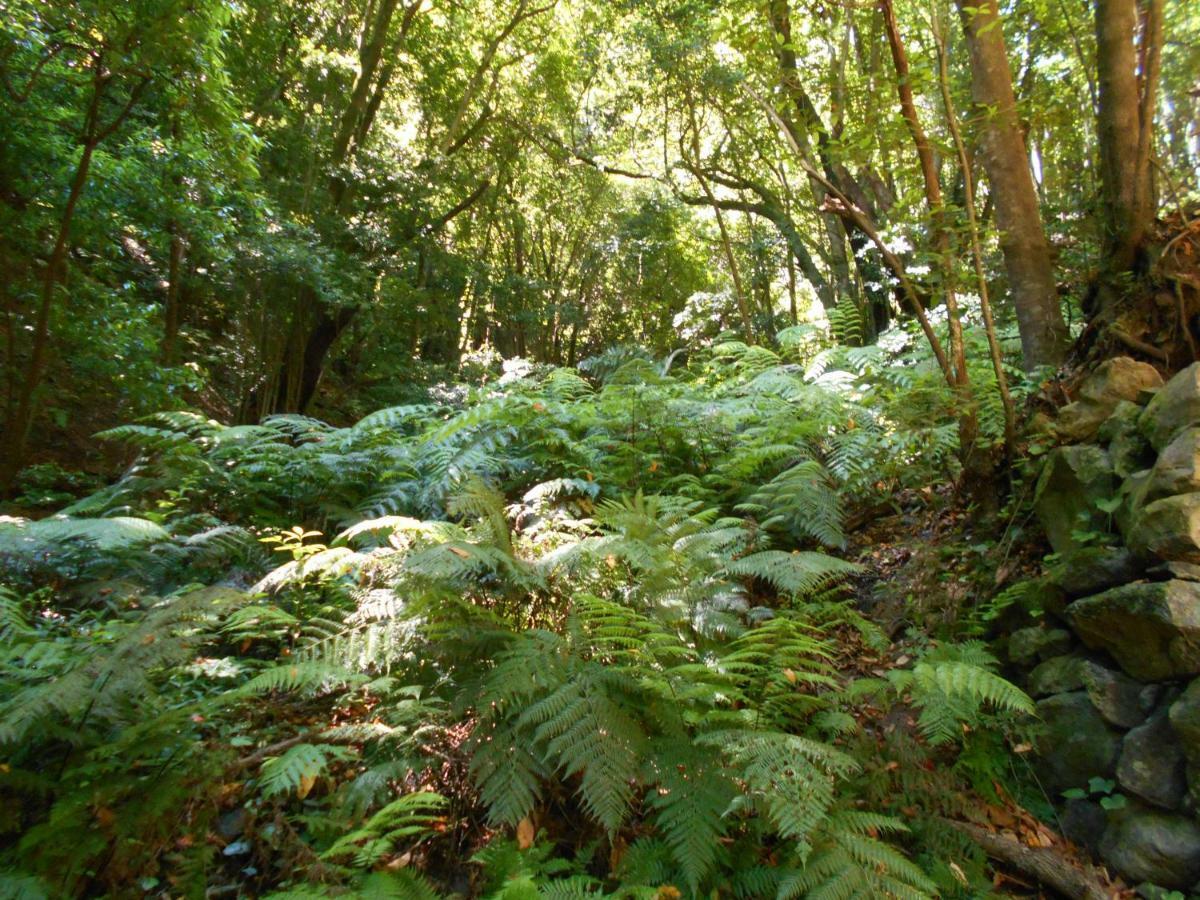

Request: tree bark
left=766, top=0, right=891, bottom=337
left=0, top=60, right=142, bottom=489
left=956, top=0, right=1068, bottom=370
left=1094, top=0, right=1161, bottom=285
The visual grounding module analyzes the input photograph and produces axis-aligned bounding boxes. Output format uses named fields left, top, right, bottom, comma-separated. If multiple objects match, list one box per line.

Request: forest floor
left=846, top=491, right=1124, bottom=899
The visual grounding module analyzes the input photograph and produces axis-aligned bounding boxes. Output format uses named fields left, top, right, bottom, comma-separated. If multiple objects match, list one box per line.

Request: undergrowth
left=0, top=333, right=1035, bottom=897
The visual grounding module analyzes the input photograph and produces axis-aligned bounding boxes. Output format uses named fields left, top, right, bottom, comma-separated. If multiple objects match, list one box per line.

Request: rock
left=1047, top=545, right=1139, bottom=598
left=1102, top=401, right=1156, bottom=478
left=1099, top=399, right=1146, bottom=443
left=1169, top=680, right=1200, bottom=764
left=1118, top=709, right=1188, bottom=809
left=1058, top=358, right=1162, bottom=442
left=1029, top=655, right=1087, bottom=696
left=1035, top=691, right=1122, bottom=793
left=1068, top=580, right=1200, bottom=681
left=1061, top=798, right=1107, bottom=853
left=1129, top=493, right=1200, bottom=563
left=1082, top=357, right=1164, bottom=405
left=1148, top=560, right=1200, bottom=582
left=1117, top=468, right=1154, bottom=539
left=1140, top=362, right=1200, bottom=451
left=1145, top=428, right=1200, bottom=503
left=1099, top=807, right=1200, bottom=889
left=1058, top=400, right=1115, bottom=443
left=1008, top=626, right=1073, bottom=667
left=1035, top=445, right=1115, bottom=553
left=1083, top=660, right=1152, bottom=727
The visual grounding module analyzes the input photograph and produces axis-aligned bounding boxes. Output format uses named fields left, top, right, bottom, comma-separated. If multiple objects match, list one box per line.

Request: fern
left=888, top=647, right=1035, bottom=745
left=260, top=743, right=338, bottom=797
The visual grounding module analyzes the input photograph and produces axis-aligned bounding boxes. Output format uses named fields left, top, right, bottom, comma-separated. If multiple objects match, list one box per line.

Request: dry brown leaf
left=517, top=816, right=535, bottom=849
left=297, top=773, right=316, bottom=800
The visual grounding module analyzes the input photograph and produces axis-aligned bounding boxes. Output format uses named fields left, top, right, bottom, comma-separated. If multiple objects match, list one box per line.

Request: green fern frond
left=725, top=551, right=860, bottom=599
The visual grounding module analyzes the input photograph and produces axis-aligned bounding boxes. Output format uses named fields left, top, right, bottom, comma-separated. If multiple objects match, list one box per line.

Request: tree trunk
left=1094, top=0, right=1161, bottom=286
left=956, top=0, right=1068, bottom=370
left=1, top=88, right=103, bottom=489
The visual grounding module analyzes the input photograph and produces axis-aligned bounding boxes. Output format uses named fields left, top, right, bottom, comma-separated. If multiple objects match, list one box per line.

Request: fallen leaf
left=297, top=774, right=316, bottom=799
left=949, top=861, right=969, bottom=886
left=517, top=816, right=535, bottom=849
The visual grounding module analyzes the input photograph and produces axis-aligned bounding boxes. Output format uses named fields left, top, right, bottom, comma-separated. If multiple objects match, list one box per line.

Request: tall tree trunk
left=1094, top=0, right=1161, bottom=289
left=1, top=64, right=114, bottom=489
left=956, top=0, right=1068, bottom=370
left=767, top=0, right=889, bottom=336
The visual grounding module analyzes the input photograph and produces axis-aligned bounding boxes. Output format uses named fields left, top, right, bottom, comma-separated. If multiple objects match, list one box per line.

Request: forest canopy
left=1, top=0, right=1199, bottom=896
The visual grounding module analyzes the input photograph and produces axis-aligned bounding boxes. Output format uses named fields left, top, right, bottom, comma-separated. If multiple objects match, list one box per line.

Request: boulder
left=1034, top=445, right=1115, bottom=553
left=1058, top=401, right=1114, bottom=443
left=1034, top=691, right=1122, bottom=793
left=1061, top=798, right=1106, bottom=853
left=1059, top=359, right=1164, bottom=442
left=1098, top=399, right=1147, bottom=444
left=1117, top=468, right=1154, bottom=539
left=1029, top=654, right=1087, bottom=697
left=1103, top=402, right=1156, bottom=479
left=1129, top=493, right=1200, bottom=563
left=1144, top=427, right=1200, bottom=503
left=1047, top=545, right=1138, bottom=598
left=1082, top=660, right=1153, bottom=728
left=1139, top=361, right=1200, bottom=451
left=1082, top=357, right=1164, bottom=405
left=1099, top=807, right=1200, bottom=889
left=1068, top=580, right=1200, bottom=681
left=1148, top=560, right=1200, bottom=582
left=1169, top=680, right=1200, bottom=764
left=1008, top=626, right=1073, bottom=667
left=1118, top=709, right=1188, bottom=809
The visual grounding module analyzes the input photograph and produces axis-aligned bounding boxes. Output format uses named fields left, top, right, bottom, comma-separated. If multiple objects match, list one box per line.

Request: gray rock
left=1058, top=400, right=1115, bottom=443
left=1169, top=680, right=1200, bottom=764
left=1047, top=545, right=1139, bottom=598
left=1068, top=580, right=1200, bottom=681
left=1082, top=660, right=1152, bottom=727
left=1148, top=560, right=1200, bottom=582
left=1129, top=493, right=1200, bottom=563
left=1029, top=654, right=1087, bottom=697
left=1108, top=412, right=1157, bottom=481
left=1098, top=399, right=1146, bottom=444
left=1117, top=468, right=1155, bottom=539
left=1099, top=807, right=1200, bottom=889
left=1140, top=362, right=1200, bottom=451
left=1061, top=798, right=1106, bottom=853
left=1145, top=428, right=1200, bottom=503
left=1035, top=691, right=1123, bottom=793
left=1035, top=445, right=1116, bottom=553
left=1118, top=710, right=1188, bottom=809
left=1008, top=626, right=1073, bottom=667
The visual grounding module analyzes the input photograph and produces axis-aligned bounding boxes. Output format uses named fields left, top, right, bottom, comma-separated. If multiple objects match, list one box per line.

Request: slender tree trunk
left=1094, top=0, right=1161, bottom=288
left=934, top=12, right=1017, bottom=459
left=686, top=101, right=754, bottom=342
left=1, top=68, right=107, bottom=489
left=880, top=0, right=967, bottom=386
left=956, top=0, right=1068, bottom=370
left=163, top=229, right=186, bottom=364
left=767, top=0, right=889, bottom=337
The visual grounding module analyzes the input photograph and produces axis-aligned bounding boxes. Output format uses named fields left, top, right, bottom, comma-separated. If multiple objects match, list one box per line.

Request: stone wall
left=1018, top=358, right=1200, bottom=892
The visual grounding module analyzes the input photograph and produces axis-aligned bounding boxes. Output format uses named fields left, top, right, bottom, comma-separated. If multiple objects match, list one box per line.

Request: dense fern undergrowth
left=0, top=328, right=1037, bottom=898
